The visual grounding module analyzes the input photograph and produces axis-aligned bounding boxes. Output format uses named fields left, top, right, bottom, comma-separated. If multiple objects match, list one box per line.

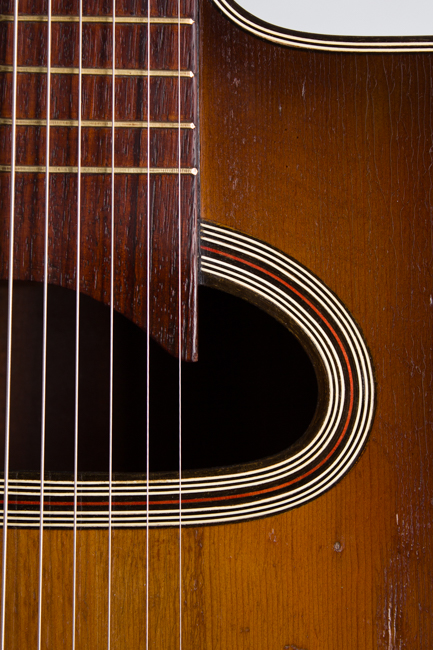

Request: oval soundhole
left=0, top=282, right=318, bottom=474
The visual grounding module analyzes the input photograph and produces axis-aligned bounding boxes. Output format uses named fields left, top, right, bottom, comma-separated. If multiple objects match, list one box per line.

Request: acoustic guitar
left=0, top=0, right=432, bottom=647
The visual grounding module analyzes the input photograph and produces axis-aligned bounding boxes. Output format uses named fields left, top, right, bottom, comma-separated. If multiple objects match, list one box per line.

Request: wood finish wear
left=198, top=0, right=432, bottom=647
left=0, top=0, right=432, bottom=649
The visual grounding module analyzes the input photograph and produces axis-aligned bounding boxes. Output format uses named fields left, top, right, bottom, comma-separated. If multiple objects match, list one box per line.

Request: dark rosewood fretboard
left=0, top=0, right=199, bottom=360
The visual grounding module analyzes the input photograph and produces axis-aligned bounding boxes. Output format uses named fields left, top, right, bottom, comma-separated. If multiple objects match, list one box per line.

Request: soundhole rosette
left=0, top=222, right=375, bottom=528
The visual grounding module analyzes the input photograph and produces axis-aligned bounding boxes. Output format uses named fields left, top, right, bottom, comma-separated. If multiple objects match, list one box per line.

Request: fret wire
left=0, top=15, right=194, bottom=24
left=107, top=2, right=115, bottom=649
left=0, top=119, right=195, bottom=129
left=72, top=1, right=83, bottom=649
left=0, top=165, right=198, bottom=174
left=0, top=1, right=18, bottom=647
left=0, top=65, right=194, bottom=77
left=37, top=0, right=51, bottom=646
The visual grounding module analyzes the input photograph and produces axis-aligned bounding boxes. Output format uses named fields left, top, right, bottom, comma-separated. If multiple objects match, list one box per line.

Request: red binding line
left=0, top=248, right=355, bottom=512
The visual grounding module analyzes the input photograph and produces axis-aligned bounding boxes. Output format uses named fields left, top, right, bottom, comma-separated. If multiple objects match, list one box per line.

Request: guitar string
left=0, top=1, right=187, bottom=641
left=146, top=0, right=151, bottom=646
left=0, top=3, right=185, bottom=640
left=72, top=0, right=83, bottom=647
left=178, top=0, right=182, bottom=646
left=107, top=2, right=116, bottom=648
left=37, top=0, right=52, bottom=645
left=0, top=1, right=18, bottom=647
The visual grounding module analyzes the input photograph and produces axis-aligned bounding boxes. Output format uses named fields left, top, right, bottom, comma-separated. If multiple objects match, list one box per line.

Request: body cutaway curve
left=212, top=0, right=433, bottom=52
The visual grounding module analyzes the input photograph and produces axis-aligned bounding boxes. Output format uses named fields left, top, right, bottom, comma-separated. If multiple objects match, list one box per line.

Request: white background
left=235, top=0, right=433, bottom=37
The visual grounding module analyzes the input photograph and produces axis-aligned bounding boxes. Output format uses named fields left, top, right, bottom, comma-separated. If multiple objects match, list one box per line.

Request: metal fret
left=0, top=118, right=196, bottom=129
left=0, top=15, right=194, bottom=24
left=0, top=65, right=194, bottom=77
left=0, top=165, right=198, bottom=175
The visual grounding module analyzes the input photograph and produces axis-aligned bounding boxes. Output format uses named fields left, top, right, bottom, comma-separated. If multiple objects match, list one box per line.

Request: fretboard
left=0, top=0, right=199, bottom=360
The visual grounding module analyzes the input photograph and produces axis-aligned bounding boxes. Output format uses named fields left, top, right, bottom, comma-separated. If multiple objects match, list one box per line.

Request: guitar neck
left=0, top=0, right=199, bottom=359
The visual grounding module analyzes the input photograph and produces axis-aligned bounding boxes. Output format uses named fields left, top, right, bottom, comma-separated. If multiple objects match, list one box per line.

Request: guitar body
left=1, top=0, right=432, bottom=648
left=197, top=3, right=432, bottom=648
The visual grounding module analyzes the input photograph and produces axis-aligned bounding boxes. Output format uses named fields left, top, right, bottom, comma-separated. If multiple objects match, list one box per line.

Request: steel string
left=0, top=1, right=18, bottom=646
left=178, top=0, right=183, bottom=647
left=146, top=0, right=151, bottom=646
left=107, top=2, right=116, bottom=649
left=72, top=0, right=83, bottom=648
left=37, top=0, right=52, bottom=645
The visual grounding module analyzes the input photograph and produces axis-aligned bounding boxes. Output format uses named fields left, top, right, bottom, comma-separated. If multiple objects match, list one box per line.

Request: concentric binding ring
left=0, top=222, right=375, bottom=527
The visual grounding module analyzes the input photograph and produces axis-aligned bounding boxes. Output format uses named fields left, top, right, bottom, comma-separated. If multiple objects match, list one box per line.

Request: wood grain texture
left=0, top=75, right=196, bottom=122
left=0, top=0, right=199, bottom=359
left=0, top=0, right=197, bottom=17
left=0, top=22, right=195, bottom=70
left=0, top=0, right=432, bottom=649
left=0, top=173, right=198, bottom=357
left=198, top=1, right=433, bottom=648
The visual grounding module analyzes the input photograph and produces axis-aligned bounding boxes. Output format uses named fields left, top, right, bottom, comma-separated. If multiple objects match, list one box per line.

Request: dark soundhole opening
left=0, top=282, right=318, bottom=474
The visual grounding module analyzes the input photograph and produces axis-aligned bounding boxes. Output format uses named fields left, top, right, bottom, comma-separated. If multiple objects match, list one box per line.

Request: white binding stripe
left=0, top=392, right=373, bottom=528
left=200, top=261, right=344, bottom=473
left=0, top=223, right=374, bottom=525
left=3, top=258, right=343, bottom=497
left=201, top=224, right=373, bottom=415
left=201, top=226, right=374, bottom=458
left=201, top=225, right=374, bottom=444
left=212, top=0, right=433, bottom=52
left=201, top=258, right=369, bottom=472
